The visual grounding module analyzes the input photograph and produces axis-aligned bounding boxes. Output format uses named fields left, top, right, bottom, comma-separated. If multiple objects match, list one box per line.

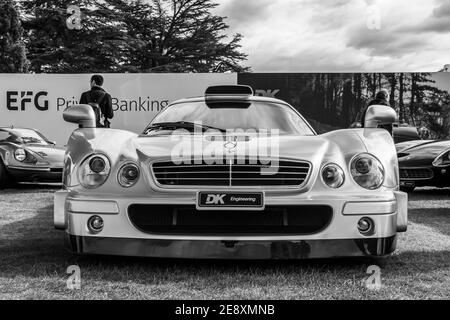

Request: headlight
left=432, top=150, right=450, bottom=167
left=118, top=163, right=140, bottom=187
left=14, top=148, right=27, bottom=162
left=350, top=154, right=384, bottom=190
left=78, top=154, right=111, bottom=189
left=14, top=148, right=37, bottom=163
left=321, top=163, right=344, bottom=188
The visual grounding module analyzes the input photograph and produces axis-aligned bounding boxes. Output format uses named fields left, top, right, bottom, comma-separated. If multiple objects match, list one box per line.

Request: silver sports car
left=0, top=127, right=64, bottom=188
left=54, top=85, right=407, bottom=259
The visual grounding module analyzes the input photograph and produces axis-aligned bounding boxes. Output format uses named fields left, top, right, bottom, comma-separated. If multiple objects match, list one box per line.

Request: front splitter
left=66, top=235, right=397, bottom=259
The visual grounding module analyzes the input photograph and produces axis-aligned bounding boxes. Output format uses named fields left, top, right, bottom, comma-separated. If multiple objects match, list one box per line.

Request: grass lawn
left=0, top=185, right=449, bottom=300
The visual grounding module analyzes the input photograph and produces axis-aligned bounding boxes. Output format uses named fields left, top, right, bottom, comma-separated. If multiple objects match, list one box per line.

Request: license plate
left=196, top=191, right=265, bottom=210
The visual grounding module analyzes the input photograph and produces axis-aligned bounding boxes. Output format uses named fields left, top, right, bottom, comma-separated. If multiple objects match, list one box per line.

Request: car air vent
left=128, top=204, right=333, bottom=235
left=397, top=153, right=409, bottom=158
left=205, top=85, right=253, bottom=96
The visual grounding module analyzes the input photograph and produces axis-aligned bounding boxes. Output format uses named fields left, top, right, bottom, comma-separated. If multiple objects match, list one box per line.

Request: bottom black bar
left=0, top=300, right=442, bottom=319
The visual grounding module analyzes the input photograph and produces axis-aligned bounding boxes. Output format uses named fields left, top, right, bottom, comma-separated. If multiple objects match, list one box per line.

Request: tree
left=115, top=0, right=249, bottom=72
left=410, top=73, right=416, bottom=118
left=342, top=78, right=353, bottom=126
left=21, top=0, right=138, bottom=73
left=0, top=0, right=29, bottom=72
left=353, top=73, right=363, bottom=118
left=398, top=73, right=404, bottom=122
left=371, top=73, right=377, bottom=97
left=386, top=73, right=396, bottom=104
left=362, top=73, right=376, bottom=99
left=21, top=0, right=249, bottom=73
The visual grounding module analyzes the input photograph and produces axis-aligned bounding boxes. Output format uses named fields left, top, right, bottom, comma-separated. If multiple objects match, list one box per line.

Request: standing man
left=80, top=75, right=114, bottom=127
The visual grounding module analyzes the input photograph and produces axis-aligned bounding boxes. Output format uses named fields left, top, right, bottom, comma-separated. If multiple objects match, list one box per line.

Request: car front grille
left=399, top=168, right=434, bottom=180
left=151, top=159, right=311, bottom=187
left=128, top=204, right=332, bottom=235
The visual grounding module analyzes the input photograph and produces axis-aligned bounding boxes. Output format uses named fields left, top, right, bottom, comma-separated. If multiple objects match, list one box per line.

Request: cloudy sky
left=214, top=0, right=450, bottom=72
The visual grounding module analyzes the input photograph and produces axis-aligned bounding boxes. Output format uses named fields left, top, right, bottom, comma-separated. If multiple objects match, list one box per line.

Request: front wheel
left=0, top=157, right=10, bottom=189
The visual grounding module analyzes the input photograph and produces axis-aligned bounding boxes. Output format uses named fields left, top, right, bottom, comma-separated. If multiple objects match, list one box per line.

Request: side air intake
left=205, top=85, right=253, bottom=96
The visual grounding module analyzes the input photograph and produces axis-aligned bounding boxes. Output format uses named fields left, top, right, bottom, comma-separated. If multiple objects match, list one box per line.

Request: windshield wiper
left=146, top=121, right=226, bottom=133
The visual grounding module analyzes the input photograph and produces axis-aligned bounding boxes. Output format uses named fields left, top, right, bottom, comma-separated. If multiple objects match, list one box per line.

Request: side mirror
left=63, top=104, right=96, bottom=128
left=364, top=105, right=398, bottom=128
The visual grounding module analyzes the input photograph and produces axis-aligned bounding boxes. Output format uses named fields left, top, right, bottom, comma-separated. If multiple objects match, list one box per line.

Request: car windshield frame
left=144, top=99, right=316, bottom=136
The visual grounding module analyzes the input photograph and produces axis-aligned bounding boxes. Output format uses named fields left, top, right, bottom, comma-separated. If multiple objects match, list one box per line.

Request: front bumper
left=54, top=190, right=407, bottom=259
left=7, top=166, right=63, bottom=183
left=400, top=165, right=450, bottom=188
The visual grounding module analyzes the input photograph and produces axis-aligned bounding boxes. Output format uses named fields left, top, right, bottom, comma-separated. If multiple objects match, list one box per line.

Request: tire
left=400, top=186, right=415, bottom=193
left=0, top=157, right=9, bottom=189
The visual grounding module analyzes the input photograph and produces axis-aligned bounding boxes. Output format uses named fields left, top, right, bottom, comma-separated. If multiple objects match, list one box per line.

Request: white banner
left=0, top=73, right=237, bottom=145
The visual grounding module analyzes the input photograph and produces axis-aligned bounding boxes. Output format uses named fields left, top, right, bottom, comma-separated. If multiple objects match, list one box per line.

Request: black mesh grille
left=400, top=168, right=433, bottom=179
left=151, top=159, right=311, bottom=187
left=128, top=204, right=333, bottom=235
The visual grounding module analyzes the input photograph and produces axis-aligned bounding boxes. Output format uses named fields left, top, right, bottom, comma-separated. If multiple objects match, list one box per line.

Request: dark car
left=0, top=127, right=65, bottom=188
left=350, top=119, right=420, bottom=144
left=397, top=139, right=450, bottom=192
left=392, top=124, right=421, bottom=143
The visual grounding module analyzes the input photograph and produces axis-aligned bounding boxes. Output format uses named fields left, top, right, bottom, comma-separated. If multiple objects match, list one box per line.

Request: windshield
left=8, top=129, right=51, bottom=145
left=146, top=101, right=315, bottom=135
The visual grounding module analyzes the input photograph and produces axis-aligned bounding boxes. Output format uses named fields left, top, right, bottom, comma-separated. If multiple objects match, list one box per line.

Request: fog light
left=357, top=217, right=374, bottom=235
left=87, top=215, right=104, bottom=233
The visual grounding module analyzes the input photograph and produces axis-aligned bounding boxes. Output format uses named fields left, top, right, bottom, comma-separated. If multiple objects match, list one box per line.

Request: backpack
left=86, top=91, right=106, bottom=127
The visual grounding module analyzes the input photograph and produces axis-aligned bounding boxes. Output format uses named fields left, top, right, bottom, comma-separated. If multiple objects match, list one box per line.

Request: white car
left=54, top=85, right=407, bottom=259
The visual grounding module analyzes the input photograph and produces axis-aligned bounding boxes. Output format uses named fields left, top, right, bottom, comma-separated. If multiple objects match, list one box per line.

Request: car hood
left=397, top=140, right=450, bottom=166
left=24, top=144, right=65, bottom=165
left=133, top=134, right=331, bottom=164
